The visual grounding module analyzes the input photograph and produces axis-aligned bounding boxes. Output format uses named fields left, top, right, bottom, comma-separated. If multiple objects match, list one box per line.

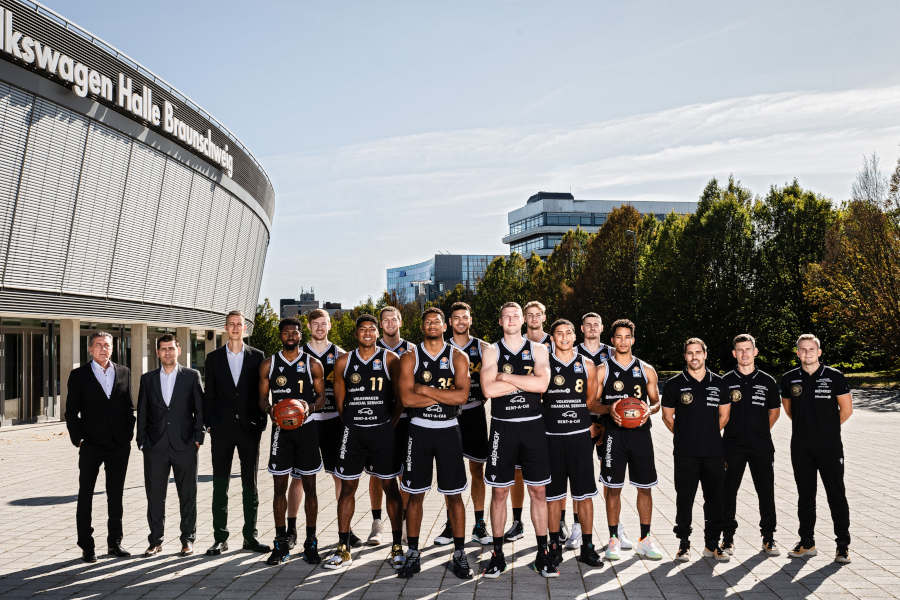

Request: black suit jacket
left=136, top=365, right=205, bottom=451
left=203, top=344, right=266, bottom=432
left=65, top=361, right=135, bottom=449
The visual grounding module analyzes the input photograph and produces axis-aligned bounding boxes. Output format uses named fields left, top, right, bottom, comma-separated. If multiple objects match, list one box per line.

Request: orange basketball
left=273, top=399, right=306, bottom=430
left=615, top=397, right=646, bottom=429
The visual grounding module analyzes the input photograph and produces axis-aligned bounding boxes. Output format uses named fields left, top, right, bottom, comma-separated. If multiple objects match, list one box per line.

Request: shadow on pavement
left=852, top=389, right=900, bottom=412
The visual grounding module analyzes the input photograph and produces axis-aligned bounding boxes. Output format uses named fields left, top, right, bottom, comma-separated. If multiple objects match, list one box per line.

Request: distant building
left=280, top=290, right=342, bottom=319
left=386, top=254, right=502, bottom=305
left=502, top=191, right=697, bottom=257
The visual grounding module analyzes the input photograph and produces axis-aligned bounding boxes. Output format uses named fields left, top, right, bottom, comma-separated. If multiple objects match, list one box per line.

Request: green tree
left=472, top=254, right=529, bottom=341
left=249, top=298, right=281, bottom=356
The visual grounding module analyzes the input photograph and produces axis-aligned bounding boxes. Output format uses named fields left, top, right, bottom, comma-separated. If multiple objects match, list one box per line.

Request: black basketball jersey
left=303, top=342, right=342, bottom=414
left=537, top=332, right=553, bottom=351
left=409, top=342, right=459, bottom=423
left=491, top=338, right=542, bottom=420
left=450, top=336, right=485, bottom=408
left=600, top=355, right=651, bottom=430
left=268, top=350, right=315, bottom=406
left=578, top=342, right=611, bottom=364
left=377, top=338, right=414, bottom=356
left=543, top=352, right=591, bottom=434
left=342, top=348, right=394, bottom=426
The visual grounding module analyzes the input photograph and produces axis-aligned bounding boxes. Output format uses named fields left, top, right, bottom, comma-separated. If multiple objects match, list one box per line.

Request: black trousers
left=144, top=443, right=198, bottom=545
left=210, top=420, right=263, bottom=543
left=723, top=450, right=776, bottom=540
left=791, top=443, right=850, bottom=547
left=673, top=455, right=725, bottom=549
left=76, top=444, right=130, bottom=552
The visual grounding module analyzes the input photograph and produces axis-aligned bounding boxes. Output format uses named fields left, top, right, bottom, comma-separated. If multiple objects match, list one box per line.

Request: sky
left=46, top=0, right=900, bottom=307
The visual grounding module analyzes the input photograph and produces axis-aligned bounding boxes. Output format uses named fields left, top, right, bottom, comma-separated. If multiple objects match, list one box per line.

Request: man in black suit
left=137, top=334, right=205, bottom=557
left=203, top=310, right=270, bottom=555
left=65, top=331, right=135, bottom=563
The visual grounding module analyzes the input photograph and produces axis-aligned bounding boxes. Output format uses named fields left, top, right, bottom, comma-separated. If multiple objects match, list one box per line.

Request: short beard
left=283, top=342, right=299, bottom=351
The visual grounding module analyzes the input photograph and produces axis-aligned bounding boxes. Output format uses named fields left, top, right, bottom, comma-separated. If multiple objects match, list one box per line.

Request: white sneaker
left=634, top=536, right=663, bottom=560
left=564, top=522, right=583, bottom=550
left=367, top=518, right=383, bottom=546
left=559, top=520, right=570, bottom=541
left=605, top=536, right=621, bottom=560
left=617, top=524, right=633, bottom=550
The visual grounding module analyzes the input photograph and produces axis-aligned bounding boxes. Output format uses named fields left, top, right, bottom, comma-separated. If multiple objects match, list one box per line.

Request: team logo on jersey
left=422, top=370, right=433, bottom=383
left=349, top=373, right=362, bottom=385
left=278, top=366, right=284, bottom=372
left=372, top=359, right=383, bottom=371
left=791, top=384, right=802, bottom=397
left=574, top=361, right=584, bottom=373
left=275, top=375, right=288, bottom=387
left=613, top=380, right=625, bottom=392
left=297, top=362, right=306, bottom=373
left=469, top=348, right=478, bottom=357
left=502, top=363, right=513, bottom=374
left=632, top=367, right=641, bottom=377
left=522, top=350, right=532, bottom=360
left=554, top=375, right=566, bottom=386
left=439, top=356, right=450, bottom=369
left=680, top=392, right=693, bottom=405
left=326, top=353, right=335, bottom=364
left=731, top=389, right=742, bottom=402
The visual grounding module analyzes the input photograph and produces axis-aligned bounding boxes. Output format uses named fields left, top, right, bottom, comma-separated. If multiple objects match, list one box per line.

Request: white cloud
left=258, top=85, right=900, bottom=307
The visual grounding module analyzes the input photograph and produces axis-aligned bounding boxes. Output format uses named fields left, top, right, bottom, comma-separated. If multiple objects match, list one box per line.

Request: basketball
left=615, top=397, right=646, bottom=429
left=273, top=399, right=306, bottom=430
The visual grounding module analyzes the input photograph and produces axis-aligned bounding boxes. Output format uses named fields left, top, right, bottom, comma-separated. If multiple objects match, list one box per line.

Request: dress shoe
left=206, top=541, right=228, bottom=556
left=107, top=544, right=131, bottom=558
left=144, top=544, right=162, bottom=557
left=82, top=550, right=97, bottom=563
left=179, top=542, right=194, bottom=556
left=242, top=540, right=271, bottom=553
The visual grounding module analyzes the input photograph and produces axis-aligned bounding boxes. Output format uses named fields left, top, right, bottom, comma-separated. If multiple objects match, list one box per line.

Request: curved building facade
left=0, top=0, right=273, bottom=424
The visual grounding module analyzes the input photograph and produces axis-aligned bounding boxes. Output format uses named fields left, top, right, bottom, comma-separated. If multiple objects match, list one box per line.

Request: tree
left=472, top=254, right=529, bottom=342
left=249, top=298, right=281, bottom=356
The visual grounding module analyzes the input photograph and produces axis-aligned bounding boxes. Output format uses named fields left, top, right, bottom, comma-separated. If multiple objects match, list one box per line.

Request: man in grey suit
left=137, top=334, right=205, bottom=557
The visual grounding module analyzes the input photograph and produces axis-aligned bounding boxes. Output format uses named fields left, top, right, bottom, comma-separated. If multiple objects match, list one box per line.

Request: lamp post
left=625, top=229, right=638, bottom=321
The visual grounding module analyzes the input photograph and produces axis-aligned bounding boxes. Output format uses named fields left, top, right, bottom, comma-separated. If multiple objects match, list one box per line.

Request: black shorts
left=392, top=417, right=410, bottom=475
left=598, top=427, right=657, bottom=488
left=458, top=404, right=488, bottom=462
left=335, top=422, right=399, bottom=480
left=485, top=417, right=551, bottom=488
left=547, top=431, right=598, bottom=501
left=268, top=422, right=322, bottom=478
left=315, top=416, right=343, bottom=474
left=400, top=422, right=468, bottom=495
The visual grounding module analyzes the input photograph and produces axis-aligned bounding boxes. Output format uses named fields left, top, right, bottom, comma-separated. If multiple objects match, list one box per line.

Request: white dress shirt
left=160, top=366, right=178, bottom=407
left=226, top=343, right=244, bottom=386
left=91, top=360, right=115, bottom=398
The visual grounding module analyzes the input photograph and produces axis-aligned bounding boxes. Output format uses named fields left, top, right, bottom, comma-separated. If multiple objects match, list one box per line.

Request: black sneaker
left=721, top=538, right=734, bottom=556
left=286, top=530, right=297, bottom=550
left=577, top=543, right=603, bottom=567
left=265, top=539, right=290, bottom=565
left=471, top=519, right=491, bottom=545
left=449, top=549, right=474, bottom=579
left=835, top=545, right=851, bottom=564
left=348, top=530, right=363, bottom=548
left=549, top=542, right=563, bottom=567
left=503, top=520, right=524, bottom=542
left=482, top=551, right=507, bottom=578
left=302, top=538, right=321, bottom=564
left=396, top=549, right=421, bottom=578
left=529, top=549, right=559, bottom=578
left=434, top=522, right=453, bottom=546
left=675, top=541, right=690, bottom=562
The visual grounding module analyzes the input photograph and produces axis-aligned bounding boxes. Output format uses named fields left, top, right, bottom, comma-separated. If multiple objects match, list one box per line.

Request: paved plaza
left=0, top=389, right=898, bottom=599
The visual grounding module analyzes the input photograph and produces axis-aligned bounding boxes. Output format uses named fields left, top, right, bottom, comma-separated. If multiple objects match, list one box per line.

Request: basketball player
left=302, top=309, right=361, bottom=548
left=721, top=334, right=781, bottom=556
left=369, top=306, right=415, bottom=545
left=543, top=319, right=603, bottom=567
left=323, top=315, right=406, bottom=570
left=595, top=319, right=662, bottom=561
left=434, top=302, right=491, bottom=547
left=258, top=318, right=326, bottom=565
left=481, top=302, right=554, bottom=578
left=396, top=307, right=473, bottom=579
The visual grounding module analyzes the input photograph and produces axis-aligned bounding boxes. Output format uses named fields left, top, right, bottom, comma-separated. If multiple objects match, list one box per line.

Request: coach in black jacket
left=137, top=333, right=205, bottom=557
left=203, top=310, right=269, bottom=555
left=65, top=331, right=134, bottom=563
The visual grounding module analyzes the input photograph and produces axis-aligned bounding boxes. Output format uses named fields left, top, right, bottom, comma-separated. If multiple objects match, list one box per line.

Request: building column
left=131, top=324, right=149, bottom=409
left=59, top=319, right=80, bottom=420
left=176, top=327, right=191, bottom=368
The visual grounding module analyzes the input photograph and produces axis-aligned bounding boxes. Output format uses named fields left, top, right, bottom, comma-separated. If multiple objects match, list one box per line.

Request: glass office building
left=386, top=254, right=502, bottom=304
left=503, top=192, right=697, bottom=256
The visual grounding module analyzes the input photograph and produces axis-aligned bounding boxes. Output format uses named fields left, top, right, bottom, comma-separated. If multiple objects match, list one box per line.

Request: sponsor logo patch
left=680, top=392, right=693, bottom=405
left=613, top=380, right=625, bottom=392
left=275, top=375, right=288, bottom=387
left=791, top=384, right=802, bottom=397
left=439, top=356, right=450, bottom=369
left=573, top=361, right=584, bottom=373
left=372, top=359, right=383, bottom=370
left=730, top=389, right=742, bottom=402
left=502, top=363, right=513, bottom=374
left=350, top=373, right=362, bottom=384
left=522, top=350, right=532, bottom=361
left=422, top=370, right=433, bottom=383
left=553, top=375, right=565, bottom=386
